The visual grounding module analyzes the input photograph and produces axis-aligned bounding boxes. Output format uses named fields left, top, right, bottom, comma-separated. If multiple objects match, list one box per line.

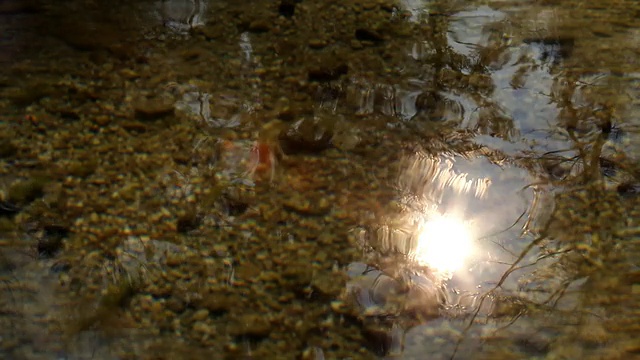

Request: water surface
left=1, top=0, right=640, bottom=359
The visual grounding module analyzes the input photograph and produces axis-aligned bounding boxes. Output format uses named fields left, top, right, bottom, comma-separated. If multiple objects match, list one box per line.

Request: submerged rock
left=227, top=313, right=271, bottom=339
left=0, top=201, right=20, bottom=218
left=37, top=223, right=70, bottom=258
left=0, top=139, right=17, bottom=159
left=278, top=115, right=334, bottom=154
left=7, top=177, right=48, bottom=206
left=132, top=96, right=175, bottom=120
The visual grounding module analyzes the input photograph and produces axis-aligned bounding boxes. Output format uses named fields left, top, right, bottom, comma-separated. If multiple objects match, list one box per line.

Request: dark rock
left=53, top=21, right=125, bottom=53
left=314, top=84, right=342, bottom=104
left=355, top=28, right=384, bottom=43
left=278, top=0, right=297, bottom=18
left=278, top=116, right=334, bottom=154
left=248, top=19, right=271, bottom=33
left=221, top=186, right=252, bottom=216
left=599, top=157, right=618, bottom=178
left=38, top=223, right=69, bottom=258
left=176, top=212, right=201, bottom=233
left=0, top=201, right=21, bottom=218
left=0, top=140, right=17, bottom=158
left=617, top=182, right=640, bottom=197
left=274, top=98, right=313, bottom=122
left=7, top=178, right=47, bottom=206
left=121, top=121, right=149, bottom=133
left=361, top=323, right=392, bottom=356
left=308, top=63, right=348, bottom=82
left=194, top=24, right=227, bottom=40
left=3, top=84, right=53, bottom=107
left=132, top=97, right=175, bottom=120
left=58, top=108, right=82, bottom=121
left=0, top=0, right=42, bottom=14
left=226, top=199, right=249, bottom=216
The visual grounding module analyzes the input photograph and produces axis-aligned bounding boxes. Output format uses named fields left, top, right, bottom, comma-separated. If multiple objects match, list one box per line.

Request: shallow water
left=1, top=0, right=640, bottom=359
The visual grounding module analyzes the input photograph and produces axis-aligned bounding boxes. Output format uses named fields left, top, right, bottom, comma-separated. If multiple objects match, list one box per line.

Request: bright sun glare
left=413, top=214, right=474, bottom=274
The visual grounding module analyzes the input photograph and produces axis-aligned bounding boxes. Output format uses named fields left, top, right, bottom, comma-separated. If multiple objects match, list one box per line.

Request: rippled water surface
left=1, top=0, right=640, bottom=359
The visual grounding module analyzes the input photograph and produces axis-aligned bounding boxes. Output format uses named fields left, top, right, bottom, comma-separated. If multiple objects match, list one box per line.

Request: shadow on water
left=1, top=0, right=640, bottom=359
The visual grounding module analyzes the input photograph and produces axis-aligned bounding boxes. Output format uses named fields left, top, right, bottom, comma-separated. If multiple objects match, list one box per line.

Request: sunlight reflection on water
left=353, top=150, right=538, bottom=294
left=413, top=214, right=474, bottom=275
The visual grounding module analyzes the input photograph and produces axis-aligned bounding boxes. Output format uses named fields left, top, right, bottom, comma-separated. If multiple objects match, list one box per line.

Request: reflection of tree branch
left=452, top=207, right=554, bottom=359
left=536, top=248, right=572, bottom=261
left=494, top=310, right=525, bottom=332
left=478, top=207, right=527, bottom=241
left=542, top=279, right=572, bottom=307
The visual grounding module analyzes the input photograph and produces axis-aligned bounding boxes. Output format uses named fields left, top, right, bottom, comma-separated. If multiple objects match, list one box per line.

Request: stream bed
left=1, top=0, right=640, bottom=359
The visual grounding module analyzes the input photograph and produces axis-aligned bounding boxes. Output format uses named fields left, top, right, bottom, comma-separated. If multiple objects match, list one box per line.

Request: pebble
left=227, top=314, right=271, bottom=338
left=192, top=309, right=210, bottom=322
left=132, top=97, right=175, bottom=120
left=193, top=321, right=216, bottom=335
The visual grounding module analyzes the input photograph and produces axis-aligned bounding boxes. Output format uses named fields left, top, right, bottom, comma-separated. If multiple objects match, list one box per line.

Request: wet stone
left=194, top=24, right=227, bottom=40
left=53, top=20, right=126, bottom=53
left=0, top=201, right=21, bottom=218
left=0, top=217, right=15, bottom=234
left=50, top=260, right=71, bottom=273
left=132, top=96, right=175, bottom=120
left=617, top=182, right=640, bottom=197
left=7, top=177, right=47, bottom=206
left=281, top=261, right=313, bottom=289
left=166, top=298, right=186, bottom=314
left=361, top=323, right=392, bottom=356
left=275, top=100, right=312, bottom=122
left=235, top=262, right=262, bottom=282
left=308, top=39, right=328, bottom=49
left=67, top=160, right=98, bottom=178
left=0, top=139, right=17, bottom=158
left=282, top=193, right=332, bottom=216
left=278, top=0, right=296, bottom=18
left=278, top=116, right=334, bottom=154
left=223, top=186, right=253, bottom=216
left=195, top=292, right=240, bottom=315
left=355, top=28, right=385, bottom=43
left=192, top=321, right=216, bottom=336
left=2, top=84, right=53, bottom=107
left=37, top=223, right=70, bottom=258
left=227, top=313, right=271, bottom=339
left=0, top=0, right=41, bottom=14
left=248, top=19, right=271, bottom=33
left=312, top=272, right=345, bottom=299
left=176, top=212, right=201, bottom=233
left=120, top=121, right=149, bottom=133
left=307, top=53, right=349, bottom=82
left=192, top=309, right=210, bottom=321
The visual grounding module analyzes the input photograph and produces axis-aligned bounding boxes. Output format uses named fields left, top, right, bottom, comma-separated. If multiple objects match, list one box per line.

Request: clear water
left=1, top=0, right=639, bottom=359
